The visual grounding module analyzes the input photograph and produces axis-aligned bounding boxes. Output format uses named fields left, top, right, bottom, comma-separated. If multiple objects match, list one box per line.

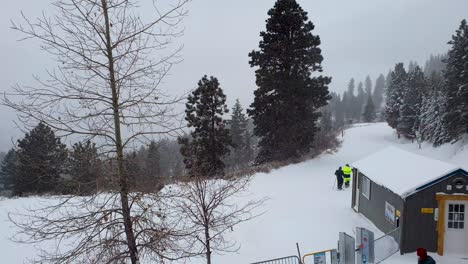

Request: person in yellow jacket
left=342, top=164, right=352, bottom=187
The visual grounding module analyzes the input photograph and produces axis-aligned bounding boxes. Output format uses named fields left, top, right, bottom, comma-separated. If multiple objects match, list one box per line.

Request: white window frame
left=362, top=176, right=371, bottom=200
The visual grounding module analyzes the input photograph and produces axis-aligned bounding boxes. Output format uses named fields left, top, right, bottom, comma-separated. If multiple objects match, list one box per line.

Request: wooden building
left=351, top=146, right=468, bottom=255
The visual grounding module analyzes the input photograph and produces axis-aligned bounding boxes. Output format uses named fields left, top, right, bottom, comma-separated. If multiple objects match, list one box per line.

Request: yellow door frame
left=435, top=194, right=468, bottom=256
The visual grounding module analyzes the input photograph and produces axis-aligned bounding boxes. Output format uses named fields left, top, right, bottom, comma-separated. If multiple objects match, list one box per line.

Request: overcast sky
left=1, top=0, right=467, bottom=152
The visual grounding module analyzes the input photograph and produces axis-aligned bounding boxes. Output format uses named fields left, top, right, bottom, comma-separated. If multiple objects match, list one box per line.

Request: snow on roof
left=353, top=146, right=460, bottom=198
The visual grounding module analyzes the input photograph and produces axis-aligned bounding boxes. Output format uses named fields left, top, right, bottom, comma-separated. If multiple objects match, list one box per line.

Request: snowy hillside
left=1, top=123, right=467, bottom=263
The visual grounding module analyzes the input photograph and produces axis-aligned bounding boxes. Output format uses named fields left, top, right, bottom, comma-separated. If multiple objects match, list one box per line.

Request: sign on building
left=314, top=252, right=326, bottom=264
left=385, top=202, right=395, bottom=224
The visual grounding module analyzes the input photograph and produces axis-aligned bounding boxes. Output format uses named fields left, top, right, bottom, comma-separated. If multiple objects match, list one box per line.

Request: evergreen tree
left=384, top=70, right=392, bottom=104
left=228, top=99, right=252, bottom=168
left=329, top=92, right=344, bottom=129
left=443, top=19, right=468, bottom=142
left=408, top=61, right=417, bottom=72
left=365, top=75, right=373, bottom=96
left=124, top=151, right=143, bottom=189
left=248, top=0, right=330, bottom=163
left=181, top=75, right=231, bottom=176
left=146, top=141, right=161, bottom=180
left=0, top=148, right=17, bottom=192
left=373, top=74, right=385, bottom=111
left=385, top=63, right=407, bottom=131
left=397, top=65, right=426, bottom=138
left=15, top=122, right=67, bottom=195
left=420, top=72, right=448, bottom=145
left=362, top=95, right=376, bottom=122
left=424, top=54, right=447, bottom=77
left=355, top=82, right=366, bottom=120
left=343, top=79, right=355, bottom=121
left=69, top=140, right=100, bottom=195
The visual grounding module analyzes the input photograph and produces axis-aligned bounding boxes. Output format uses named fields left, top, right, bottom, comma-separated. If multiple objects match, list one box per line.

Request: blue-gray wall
left=354, top=170, right=404, bottom=246
left=402, top=170, right=468, bottom=253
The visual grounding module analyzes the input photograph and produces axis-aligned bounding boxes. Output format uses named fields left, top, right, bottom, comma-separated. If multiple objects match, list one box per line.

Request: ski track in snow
left=1, top=123, right=467, bottom=263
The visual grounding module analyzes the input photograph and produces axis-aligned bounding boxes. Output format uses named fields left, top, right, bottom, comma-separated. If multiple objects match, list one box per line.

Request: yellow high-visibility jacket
left=342, top=165, right=352, bottom=176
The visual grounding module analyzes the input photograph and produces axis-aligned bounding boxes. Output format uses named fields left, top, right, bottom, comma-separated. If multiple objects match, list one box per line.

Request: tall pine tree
left=420, top=72, right=448, bottom=145
left=0, top=148, right=17, bottom=193
left=362, top=95, right=376, bottom=122
left=355, top=82, right=366, bottom=120
left=69, top=140, right=100, bottom=195
left=385, top=63, right=407, bottom=131
left=228, top=99, right=252, bottom=168
left=248, top=0, right=330, bottom=163
left=373, top=74, right=385, bottom=111
left=443, top=19, right=468, bottom=142
left=16, top=122, right=67, bottom=196
left=181, top=76, right=231, bottom=176
left=397, top=65, right=426, bottom=138
left=365, top=75, right=373, bottom=96
left=146, top=141, right=161, bottom=180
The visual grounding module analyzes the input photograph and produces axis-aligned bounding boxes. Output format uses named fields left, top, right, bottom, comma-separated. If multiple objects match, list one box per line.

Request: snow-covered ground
left=1, top=123, right=467, bottom=263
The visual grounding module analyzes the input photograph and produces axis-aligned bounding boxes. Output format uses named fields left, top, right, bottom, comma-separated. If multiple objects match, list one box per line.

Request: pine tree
left=146, top=141, right=160, bottom=180
left=373, top=74, right=385, bottom=111
left=424, top=54, right=447, bottom=77
left=443, top=19, right=468, bottom=142
left=420, top=72, right=448, bottom=145
left=228, top=99, right=251, bottom=168
left=15, top=122, right=67, bottom=195
left=248, top=0, right=330, bottom=163
left=408, top=61, right=417, bottom=72
left=355, top=82, right=366, bottom=120
left=181, top=75, right=231, bottom=176
left=343, top=79, right=355, bottom=121
left=365, top=75, right=373, bottom=96
left=0, top=148, right=17, bottom=192
left=398, top=65, right=426, bottom=138
left=69, top=140, right=100, bottom=195
left=385, top=63, right=407, bottom=131
left=124, top=151, right=143, bottom=189
left=248, top=1, right=330, bottom=163
left=362, top=95, right=376, bottom=122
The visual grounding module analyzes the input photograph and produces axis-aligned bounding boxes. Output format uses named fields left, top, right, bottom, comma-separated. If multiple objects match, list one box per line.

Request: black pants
left=344, top=176, right=351, bottom=187
left=336, top=176, right=343, bottom=189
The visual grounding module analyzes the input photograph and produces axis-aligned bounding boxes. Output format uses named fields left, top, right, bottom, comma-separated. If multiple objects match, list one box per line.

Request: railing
left=374, top=227, right=400, bottom=263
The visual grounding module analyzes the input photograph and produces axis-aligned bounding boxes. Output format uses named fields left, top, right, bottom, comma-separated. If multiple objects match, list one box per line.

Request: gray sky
left=1, top=0, right=467, bottom=151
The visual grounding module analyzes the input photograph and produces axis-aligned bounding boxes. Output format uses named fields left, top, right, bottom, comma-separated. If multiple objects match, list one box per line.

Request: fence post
left=296, top=242, right=303, bottom=263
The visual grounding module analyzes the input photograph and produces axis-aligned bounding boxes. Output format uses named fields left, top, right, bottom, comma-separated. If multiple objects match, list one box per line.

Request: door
left=354, top=170, right=360, bottom=212
left=444, top=201, right=468, bottom=254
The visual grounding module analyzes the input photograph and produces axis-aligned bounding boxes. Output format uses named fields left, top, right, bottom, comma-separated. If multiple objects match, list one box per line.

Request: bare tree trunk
left=101, top=0, right=138, bottom=262
left=204, top=223, right=211, bottom=264
left=4, top=0, right=191, bottom=262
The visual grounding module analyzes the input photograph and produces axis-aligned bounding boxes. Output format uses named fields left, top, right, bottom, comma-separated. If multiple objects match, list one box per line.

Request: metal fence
left=249, top=255, right=302, bottom=264
left=374, top=228, right=401, bottom=263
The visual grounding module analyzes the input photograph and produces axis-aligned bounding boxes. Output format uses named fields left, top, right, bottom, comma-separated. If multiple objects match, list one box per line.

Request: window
left=448, top=203, right=465, bottom=229
left=362, top=176, right=371, bottom=199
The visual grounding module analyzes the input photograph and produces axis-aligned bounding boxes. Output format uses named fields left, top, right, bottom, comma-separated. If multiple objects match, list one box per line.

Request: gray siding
left=356, top=171, right=404, bottom=244
left=402, top=172, right=468, bottom=253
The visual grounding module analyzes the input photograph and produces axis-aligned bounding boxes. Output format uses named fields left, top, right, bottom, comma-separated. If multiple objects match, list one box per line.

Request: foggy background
left=1, top=0, right=467, bottom=151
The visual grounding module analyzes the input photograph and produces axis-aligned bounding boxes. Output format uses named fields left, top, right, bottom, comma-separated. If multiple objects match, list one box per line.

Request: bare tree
left=3, top=0, right=190, bottom=263
left=176, top=175, right=266, bottom=264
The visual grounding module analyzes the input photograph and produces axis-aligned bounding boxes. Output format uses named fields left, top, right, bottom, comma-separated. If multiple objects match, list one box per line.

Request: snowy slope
left=1, top=123, right=467, bottom=264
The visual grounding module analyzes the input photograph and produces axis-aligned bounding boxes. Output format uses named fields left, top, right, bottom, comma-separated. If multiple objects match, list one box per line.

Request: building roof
left=353, top=146, right=460, bottom=198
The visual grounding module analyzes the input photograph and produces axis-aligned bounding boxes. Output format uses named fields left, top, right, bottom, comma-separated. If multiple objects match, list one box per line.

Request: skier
left=342, top=164, right=352, bottom=188
left=334, top=167, right=344, bottom=190
left=417, top=248, right=436, bottom=264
